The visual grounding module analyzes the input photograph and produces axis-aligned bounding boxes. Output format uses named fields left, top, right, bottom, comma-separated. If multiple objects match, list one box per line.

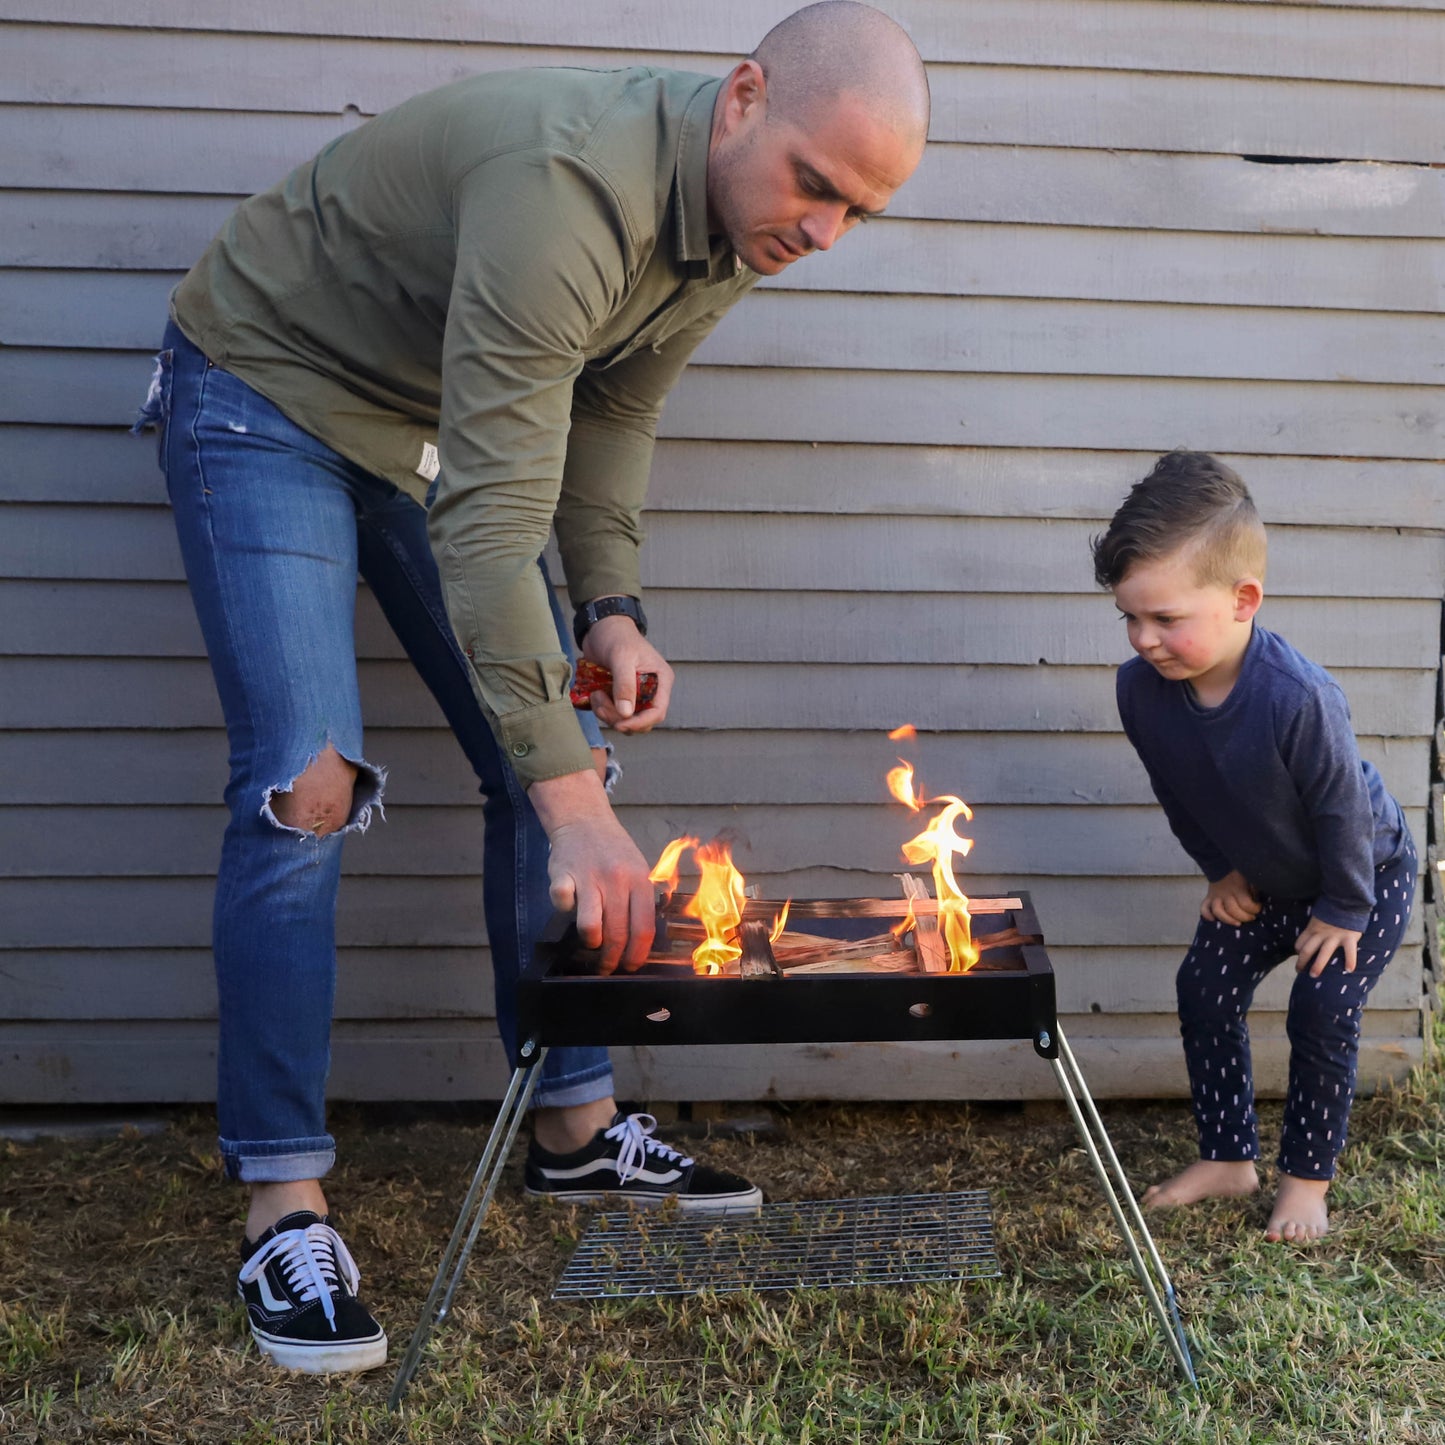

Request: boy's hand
left=1200, top=870, right=1261, bottom=926
left=1295, top=917, right=1362, bottom=976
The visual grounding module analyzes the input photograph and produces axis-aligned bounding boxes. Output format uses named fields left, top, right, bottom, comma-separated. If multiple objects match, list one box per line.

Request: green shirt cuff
left=496, top=697, right=598, bottom=787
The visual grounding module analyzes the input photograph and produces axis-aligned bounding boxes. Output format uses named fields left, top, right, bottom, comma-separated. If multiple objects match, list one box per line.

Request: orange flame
left=684, top=840, right=748, bottom=975
left=888, top=723, right=917, bottom=741
left=890, top=898, right=917, bottom=939
left=648, top=834, right=698, bottom=902
left=900, top=797, right=979, bottom=972
left=769, top=899, right=791, bottom=944
left=886, top=760, right=922, bottom=812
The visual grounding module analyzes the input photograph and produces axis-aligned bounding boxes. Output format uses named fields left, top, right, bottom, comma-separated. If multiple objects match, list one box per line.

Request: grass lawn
left=3, top=1032, right=1443, bottom=1444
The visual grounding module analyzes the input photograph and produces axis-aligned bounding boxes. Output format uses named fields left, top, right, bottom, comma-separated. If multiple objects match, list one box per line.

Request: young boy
left=1091, top=451, right=1416, bottom=1242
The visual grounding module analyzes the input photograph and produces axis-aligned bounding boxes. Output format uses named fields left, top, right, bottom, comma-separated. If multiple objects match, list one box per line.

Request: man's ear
left=717, top=59, right=766, bottom=135
left=1234, top=577, right=1264, bottom=622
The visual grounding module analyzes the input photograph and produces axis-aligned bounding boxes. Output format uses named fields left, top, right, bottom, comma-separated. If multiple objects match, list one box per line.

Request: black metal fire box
left=518, top=893, right=1058, bottom=1056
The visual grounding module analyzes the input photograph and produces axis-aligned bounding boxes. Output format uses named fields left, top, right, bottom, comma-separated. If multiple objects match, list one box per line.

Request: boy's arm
left=1280, top=683, right=1376, bottom=932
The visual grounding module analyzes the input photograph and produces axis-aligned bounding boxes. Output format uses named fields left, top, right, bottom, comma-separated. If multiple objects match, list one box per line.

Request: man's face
left=709, top=86, right=921, bottom=276
left=1111, top=550, right=1251, bottom=694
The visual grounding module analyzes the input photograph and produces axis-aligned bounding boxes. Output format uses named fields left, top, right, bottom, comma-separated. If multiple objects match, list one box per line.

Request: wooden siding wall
left=2, top=1, right=1443, bottom=1105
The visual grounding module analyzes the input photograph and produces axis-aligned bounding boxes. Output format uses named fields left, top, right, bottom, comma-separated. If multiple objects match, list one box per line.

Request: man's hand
left=528, top=767, right=654, bottom=973
left=1200, top=870, right=1261, bottom=926
left=1295, top=917, right=1362, bottom=977
left=582, top=613, right=674, bottom=733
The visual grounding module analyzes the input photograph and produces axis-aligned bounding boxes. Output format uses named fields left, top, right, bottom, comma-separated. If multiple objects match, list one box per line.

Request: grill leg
left=387, top=1042, right=549, bottom=1411
left=1049, top=1027, right=1197, bottom=1386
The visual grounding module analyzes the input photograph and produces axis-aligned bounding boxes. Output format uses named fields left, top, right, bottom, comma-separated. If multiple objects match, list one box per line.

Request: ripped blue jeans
left=146, top=320, right=613, bottom=1181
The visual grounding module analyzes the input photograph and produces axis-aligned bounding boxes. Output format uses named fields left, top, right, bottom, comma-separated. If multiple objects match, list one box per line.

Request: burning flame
left=890, top=898, right=917, bottom=939
left=653, top=836, right=780, bottom=975
left=769, top=899, right=791, bottom=943
left=648, top=835, right=698, bottom=902
left=886, top=748, right=979, bottom=972
left=888, top=723, right=917, bottom=741
left=684, top=840, right=747, bottom=975
left=886, top=760, right=921, bottom=811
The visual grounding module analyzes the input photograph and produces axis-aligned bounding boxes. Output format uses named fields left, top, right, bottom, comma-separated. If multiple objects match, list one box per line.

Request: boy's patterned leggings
left=1176, top=834, right=1417, bottom=1181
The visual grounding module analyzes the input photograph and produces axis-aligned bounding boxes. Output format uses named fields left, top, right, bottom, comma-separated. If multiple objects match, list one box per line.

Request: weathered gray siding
left=2, top=0, right=1442, bottom=1104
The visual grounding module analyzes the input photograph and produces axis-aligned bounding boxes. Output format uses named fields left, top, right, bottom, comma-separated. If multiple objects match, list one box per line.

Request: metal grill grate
left=553, top=1190, right=999, bottom=1299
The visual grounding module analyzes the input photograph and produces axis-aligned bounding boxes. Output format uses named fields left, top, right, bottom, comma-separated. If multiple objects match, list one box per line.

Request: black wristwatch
left=573, top=595, right=648, bottom=650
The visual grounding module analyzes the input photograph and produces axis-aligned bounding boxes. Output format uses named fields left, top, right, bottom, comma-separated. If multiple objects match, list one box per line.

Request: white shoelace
left=605, top=1113, right=694, bottom=1185
left=238, top=1221, right=360, bottom=1333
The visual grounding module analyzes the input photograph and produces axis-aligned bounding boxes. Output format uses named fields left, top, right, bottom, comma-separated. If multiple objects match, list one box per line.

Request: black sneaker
left=236, top=1210, right=387, bottom=1373
left=525, top=1111, right=763, bottom=1212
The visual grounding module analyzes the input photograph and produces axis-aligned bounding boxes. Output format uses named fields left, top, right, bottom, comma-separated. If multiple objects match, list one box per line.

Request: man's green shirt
left=172, top=66, right=757, bottom=783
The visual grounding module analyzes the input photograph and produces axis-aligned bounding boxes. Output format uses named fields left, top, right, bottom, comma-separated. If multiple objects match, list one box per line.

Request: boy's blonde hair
left=1091, top=451, right=1267, bottom=590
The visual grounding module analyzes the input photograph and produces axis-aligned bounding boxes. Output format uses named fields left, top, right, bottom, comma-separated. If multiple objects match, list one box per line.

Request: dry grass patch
left=3, top=1045, right=1444, bottom=1443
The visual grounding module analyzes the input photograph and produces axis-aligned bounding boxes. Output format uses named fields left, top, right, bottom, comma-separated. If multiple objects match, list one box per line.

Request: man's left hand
left=582, top=614, right=674, bottom=733
left=1294, top=917, right=1362, bottom=976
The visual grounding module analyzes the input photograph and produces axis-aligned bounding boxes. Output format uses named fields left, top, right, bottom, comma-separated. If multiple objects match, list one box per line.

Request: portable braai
left=388, top=892, right=1196, bottom=1408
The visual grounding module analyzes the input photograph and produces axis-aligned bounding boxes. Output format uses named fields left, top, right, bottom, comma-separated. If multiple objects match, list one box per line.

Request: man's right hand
left=528, top=767, right=655, bottom=973
left=1200, top=869, right=1261, bottom=926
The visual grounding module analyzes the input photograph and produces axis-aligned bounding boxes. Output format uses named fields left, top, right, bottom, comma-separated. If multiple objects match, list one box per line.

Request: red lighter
left=569, top=658, right=659, bottom=711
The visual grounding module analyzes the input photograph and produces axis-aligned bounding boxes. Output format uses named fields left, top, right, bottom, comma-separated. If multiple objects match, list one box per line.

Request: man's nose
left=799, top=204, right=848, bottom=252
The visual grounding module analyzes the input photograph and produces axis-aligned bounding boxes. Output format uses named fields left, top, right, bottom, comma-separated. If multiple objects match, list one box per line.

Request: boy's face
left=1111, top=549, right=1260, bottom=696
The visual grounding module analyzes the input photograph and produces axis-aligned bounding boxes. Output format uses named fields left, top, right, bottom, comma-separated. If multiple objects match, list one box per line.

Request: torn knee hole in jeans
left=260, top=746, right=387, bottom=840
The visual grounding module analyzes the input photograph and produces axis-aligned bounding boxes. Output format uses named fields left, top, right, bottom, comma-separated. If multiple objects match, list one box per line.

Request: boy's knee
left=269, top=746, right=359, bottom=838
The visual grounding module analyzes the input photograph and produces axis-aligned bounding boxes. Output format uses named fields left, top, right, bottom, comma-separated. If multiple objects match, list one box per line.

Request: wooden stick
left=895, top=874, right=946, bottom=974
left=737, top=919, right=783, bottom=979
left=663, top=895, right=1022, bottom=920
left=783, top=949, right=920, bottom=975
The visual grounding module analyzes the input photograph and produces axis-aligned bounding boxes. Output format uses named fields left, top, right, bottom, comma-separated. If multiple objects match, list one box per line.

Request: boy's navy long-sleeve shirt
left=1117, top=624, right=1407, bottom=933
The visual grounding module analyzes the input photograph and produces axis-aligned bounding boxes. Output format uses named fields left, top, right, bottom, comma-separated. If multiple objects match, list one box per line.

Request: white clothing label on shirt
left=416, top=441, right=441, bottom=482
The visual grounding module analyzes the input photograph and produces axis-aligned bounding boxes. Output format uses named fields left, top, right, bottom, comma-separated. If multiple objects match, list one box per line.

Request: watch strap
left=573, top=595, right=647, bottom=649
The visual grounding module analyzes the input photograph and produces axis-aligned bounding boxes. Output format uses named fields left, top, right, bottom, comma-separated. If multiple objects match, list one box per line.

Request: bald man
left=142, top=2, right=927, bottom=1372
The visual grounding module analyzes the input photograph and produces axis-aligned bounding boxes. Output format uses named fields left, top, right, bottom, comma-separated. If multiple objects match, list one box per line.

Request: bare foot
left=1265, top=1174, right=1330, bottom=1243
left=1140, top=1159, right=1259, bottom=1210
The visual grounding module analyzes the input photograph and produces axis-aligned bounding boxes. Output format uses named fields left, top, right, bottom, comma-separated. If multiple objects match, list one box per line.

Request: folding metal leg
left=1048, top=1027, right=1197, bottom=1385
left=388, top=1040, right=549, bottom=1410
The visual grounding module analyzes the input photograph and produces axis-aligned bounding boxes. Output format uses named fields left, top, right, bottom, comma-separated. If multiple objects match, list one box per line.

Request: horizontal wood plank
left=8, top=505, right=1444, bottom=600
left=663, top=367, right=1445, bottom=460
left=771, top=223, right=1445, bottom=314
left=5, top=2, right=1443, bottom=83
left=14, top=272, right=1445, bottom=388
left=9, top=194, right=1444, bottom=321
left=2, top=657, right=1432, bottom=736
left=0, top=1023, right=1420, bottom=1105
left=1, top=802, right=1425, bottom=885
left=695, top=293, right=1445, bottom=387
left=6, top=580, right=1440, bottom=671
left=0, top=937, right=1424, bottom=1020
left=5, top=106, right=1441, bottom=237
left=0, top=728, right=1428, bottom=814
left=6, top=428, right=1442, bottom=533
left=5, top=22, right=1444, bottom=163
left=10, top=349, right=1445, bottom=462
left=0, top=874, right=1425, bottom=953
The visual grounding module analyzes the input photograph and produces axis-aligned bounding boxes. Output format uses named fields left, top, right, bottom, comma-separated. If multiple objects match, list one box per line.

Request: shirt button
left=511, top=742, right=530, bottom=758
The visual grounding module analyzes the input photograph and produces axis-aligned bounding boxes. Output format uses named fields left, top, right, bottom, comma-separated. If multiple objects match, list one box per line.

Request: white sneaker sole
left=525, top=1184, right=763, bottom=1214
left=252, top=1327, right=388, bottom=1374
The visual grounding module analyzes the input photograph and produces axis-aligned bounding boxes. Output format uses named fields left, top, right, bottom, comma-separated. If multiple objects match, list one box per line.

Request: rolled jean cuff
left=531, top=1065, right=615, bottom=1111
left=221, top=1135, right=336, bottom=1183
